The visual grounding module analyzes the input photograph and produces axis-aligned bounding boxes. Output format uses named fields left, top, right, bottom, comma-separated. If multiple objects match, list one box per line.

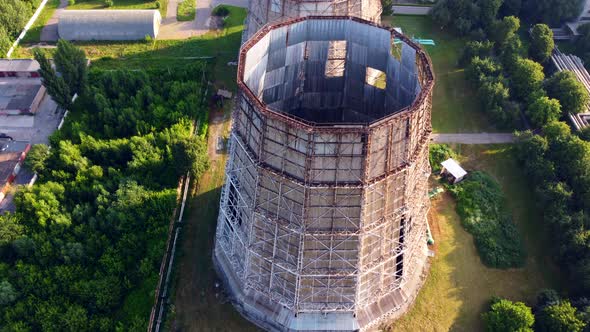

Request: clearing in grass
left=383, top=15, right=498, bottom=133
left=387, top=145, right=560, bottom=331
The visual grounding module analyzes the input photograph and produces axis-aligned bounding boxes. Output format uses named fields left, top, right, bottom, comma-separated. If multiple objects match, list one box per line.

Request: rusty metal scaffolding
left=243, top=0, right=382, bottom=41
left=214, top=16, right=434, bottom=331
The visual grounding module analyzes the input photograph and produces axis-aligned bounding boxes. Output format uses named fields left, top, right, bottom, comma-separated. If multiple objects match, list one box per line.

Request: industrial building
left=0, top=60, right=41, bottom=78
left=214, top=16, right=434, bottom=331
left=58, top=10, right=161, bottom=41
left=243, top=0, right=382, bottom=40
left=0, top=77, right=46, bottom=115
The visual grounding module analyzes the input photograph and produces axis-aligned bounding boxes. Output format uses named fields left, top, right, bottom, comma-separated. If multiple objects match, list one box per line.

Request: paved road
left=40, top=0, right=68, bottom=42
left=158, top=0, right=248, bottom=39
left=431, top=133, right=516, bottom=144
left=392, top=5, right=432, bottom=15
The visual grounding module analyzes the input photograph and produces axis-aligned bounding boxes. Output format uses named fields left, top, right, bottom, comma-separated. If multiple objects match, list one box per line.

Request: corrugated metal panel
left=58, top=10, right=161, bottom=40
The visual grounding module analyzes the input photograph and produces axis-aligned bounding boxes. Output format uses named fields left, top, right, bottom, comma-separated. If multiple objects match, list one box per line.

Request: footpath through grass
left=384, top=15, right=497, bottom=133
left=388, top=145, right=559, bottom=331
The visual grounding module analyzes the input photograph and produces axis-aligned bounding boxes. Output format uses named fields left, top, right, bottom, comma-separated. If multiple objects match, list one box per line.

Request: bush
left=212, top=5, right=230, bottom=16
left=104, top=0, right=113, bottom=7
left=68, top=0, right=75, bottom=5
left=429, top=144, right=457, bottom=173
left=482, top=298, right=535, bottom=332
left=154, top=0, right=160, bottom=8
left=449, top=171, right=526, bottom=268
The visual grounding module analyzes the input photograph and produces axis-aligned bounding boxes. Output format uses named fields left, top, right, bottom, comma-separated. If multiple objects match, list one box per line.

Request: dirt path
left=40, top=0, right=68, bottom=42
left=170, top=103, right=257, bottom=331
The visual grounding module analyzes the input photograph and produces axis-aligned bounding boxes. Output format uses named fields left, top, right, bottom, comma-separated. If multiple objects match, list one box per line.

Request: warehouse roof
left=58, top=10, right=161, bottom=41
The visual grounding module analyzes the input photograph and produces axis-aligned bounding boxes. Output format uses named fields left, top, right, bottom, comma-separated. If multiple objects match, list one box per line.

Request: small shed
left=58, top=10, right=161, bottom=41
left=440, top=158, right=467, bottom=184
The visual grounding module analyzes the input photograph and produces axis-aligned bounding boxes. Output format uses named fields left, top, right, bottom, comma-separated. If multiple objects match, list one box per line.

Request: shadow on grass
left=168, top=186, right=259, bottom=331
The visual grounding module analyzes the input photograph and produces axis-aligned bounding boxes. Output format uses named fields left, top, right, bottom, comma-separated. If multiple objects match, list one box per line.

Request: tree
left=482, top=298, right=535, bottom=332
left=491, top=16, right=520, bottom=45
left=479, top=0, right=503, bottom=28
left=530, top=24, right=555, bottom=62
left=460, top=40, right=495, bottom=65
left=54, top=39, right=88, bottom=96
left=522, top=0, right=584, bottom=26
left=34, top=49, right=72, bottom=110
left=526, top=96, right=562, bottom=127
left=24, top=144, right=50, bottom=175
left=466, top=57, right=502, bottom=84
left=546, top=71, right=590, bottom=114
left=381, top=0, right=393, bottom=16
left=171, top=136, right=209, bottom=178
left=536, top=301, right=586, bottom=332
left=0, top=25, right=12, bottom=56
left=0, top=280, right=18, bottom=306
left=510, top=58, right=545, bottom=101
left=499, top=0, right=522, bottom=16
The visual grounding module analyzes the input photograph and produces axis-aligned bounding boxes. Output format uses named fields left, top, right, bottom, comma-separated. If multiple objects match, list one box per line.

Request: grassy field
left=68, top=0, right=157, bottom=9
left=383, top=15, right=497, bottom=133
left=388, top=145, right=560, bottom=331
left=21, top=0, right=61, bottom=43
left=176, top=0, right=195, bottom=21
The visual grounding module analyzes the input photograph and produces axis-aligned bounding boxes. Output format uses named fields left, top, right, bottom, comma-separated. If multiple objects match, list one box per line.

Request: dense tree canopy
left=536, top=301, right=586, bottom=332
left=0, top=55, right=210, bottom=330
left=0, top=0, right=36, bottom=54
left=522, top=0, right=584, bottom=26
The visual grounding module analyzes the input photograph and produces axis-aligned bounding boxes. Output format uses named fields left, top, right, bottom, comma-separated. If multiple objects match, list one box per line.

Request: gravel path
left=391, top=5, right=432, bottom=15
left=431, top=133, right=516, bottom=144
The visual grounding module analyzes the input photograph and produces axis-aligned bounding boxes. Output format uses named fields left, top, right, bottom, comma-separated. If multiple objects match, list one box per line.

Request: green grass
left=176, top=0, right=195, bottom=21
left=388, top=145, right=560, bottom=331
left=21, top=0, right=61, bottom=43
left=384, top=15, right=498, bottom=133
left=67, top=0, right=159, bottom=10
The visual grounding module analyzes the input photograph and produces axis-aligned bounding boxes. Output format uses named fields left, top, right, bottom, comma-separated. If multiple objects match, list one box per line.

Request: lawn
left=176, top=0, right=195, bottom=21
left=383, top=15, right=498, bottom=133
left=387, top=145, right=560, bottom=331
left=67, top=0, right=164, bottom=14
left=21, top=0, right=61, bottom=43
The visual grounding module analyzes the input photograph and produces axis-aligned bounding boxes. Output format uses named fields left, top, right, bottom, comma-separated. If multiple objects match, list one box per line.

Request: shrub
left=482, top=298, right=535, bottom=332
left=449, top=171, right=526, bottom=268
left=104, top=0, right=113, bottom=7
left=154, top=0, right=160, bottom=8
left=429, top=144, right=457, bottom=173
left=212, top=5, right=230, bottom=16
left=68, top=0, right=75, bottom=5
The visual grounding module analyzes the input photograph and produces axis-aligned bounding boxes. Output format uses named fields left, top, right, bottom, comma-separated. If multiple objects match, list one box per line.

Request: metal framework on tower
left=215, top=16, right=434, bottom=332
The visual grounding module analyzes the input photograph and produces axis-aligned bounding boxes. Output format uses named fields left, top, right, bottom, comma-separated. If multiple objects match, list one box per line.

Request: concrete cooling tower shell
left=244, top=0, right=382, bottom=40
left=214, top=16, right=434, bottom=331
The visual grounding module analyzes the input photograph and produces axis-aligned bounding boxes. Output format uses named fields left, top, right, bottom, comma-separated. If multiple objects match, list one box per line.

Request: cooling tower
left=214, top=16, right=434, bottom=331
left=243, top=0, right=382, bottom=40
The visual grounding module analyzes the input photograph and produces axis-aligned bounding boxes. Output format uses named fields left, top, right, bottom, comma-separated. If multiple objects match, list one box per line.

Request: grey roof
left=58, top=10, right=161, bottom=41
left=0, top=59, right=40, bottom=72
